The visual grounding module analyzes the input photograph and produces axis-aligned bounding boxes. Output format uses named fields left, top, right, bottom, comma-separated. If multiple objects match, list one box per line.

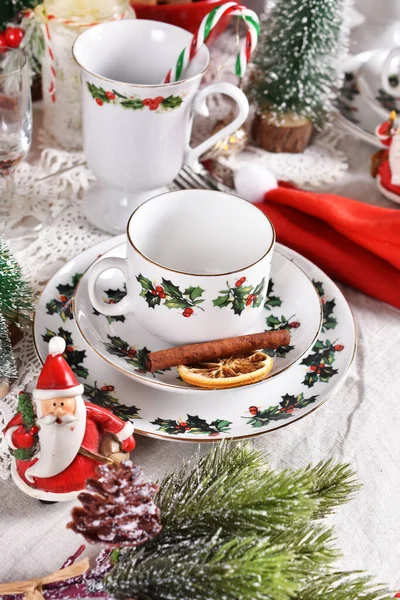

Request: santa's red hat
left=33, top=337, right=84, bottom=401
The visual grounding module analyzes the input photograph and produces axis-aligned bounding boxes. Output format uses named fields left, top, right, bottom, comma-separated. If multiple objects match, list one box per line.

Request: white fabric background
left=0, top=114, right=399, bottom=593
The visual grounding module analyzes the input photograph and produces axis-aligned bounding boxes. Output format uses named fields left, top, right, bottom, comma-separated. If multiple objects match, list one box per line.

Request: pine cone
left=67, top=460, right=162, bottom=547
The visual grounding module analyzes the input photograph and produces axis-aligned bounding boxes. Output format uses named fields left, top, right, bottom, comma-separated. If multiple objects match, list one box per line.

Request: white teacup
left=87, top=189, right=275, bottom=345
left=73, top=20, right=249, bottom=234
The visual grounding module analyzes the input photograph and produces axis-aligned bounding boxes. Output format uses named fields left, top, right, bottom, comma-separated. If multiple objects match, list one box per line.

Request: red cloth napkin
left=255, top=183, right=400, bottom=309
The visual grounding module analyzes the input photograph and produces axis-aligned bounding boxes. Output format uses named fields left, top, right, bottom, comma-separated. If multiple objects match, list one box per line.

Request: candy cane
left=163, top=2, right=259, bottom=84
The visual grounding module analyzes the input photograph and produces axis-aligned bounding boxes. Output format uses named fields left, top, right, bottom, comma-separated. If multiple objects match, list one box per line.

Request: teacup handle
left=184, top=82, right=249, bottom=172
left=381, top=48, right=400, bottom=96
left=87, top=256, right=135, bottom=316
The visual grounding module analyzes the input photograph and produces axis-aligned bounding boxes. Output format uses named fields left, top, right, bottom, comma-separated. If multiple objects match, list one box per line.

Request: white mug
left=87, top=189, right=275, bottom=345
left=73, top=19, right=249, bottom=234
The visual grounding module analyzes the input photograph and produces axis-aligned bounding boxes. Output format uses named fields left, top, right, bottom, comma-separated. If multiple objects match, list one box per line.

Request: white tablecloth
left=0, top=116, right=400, bottom=594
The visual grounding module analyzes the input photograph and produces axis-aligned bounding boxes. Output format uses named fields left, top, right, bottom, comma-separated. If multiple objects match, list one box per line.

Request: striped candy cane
left=164, top=2, right=259, bottom=84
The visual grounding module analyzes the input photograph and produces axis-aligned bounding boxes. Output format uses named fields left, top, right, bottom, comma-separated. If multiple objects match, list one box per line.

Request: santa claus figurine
left=3, top=337, right=135, bottom=502
left=371, top=110, right=400, bottom=205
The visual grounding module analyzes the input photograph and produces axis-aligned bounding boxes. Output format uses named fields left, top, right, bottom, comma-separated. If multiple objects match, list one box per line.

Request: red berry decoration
left=155, top=96, right=164, bottom=103
left=128, top=348, right=137, bottom=357
left=179, top=421, right=188, bottom=428
left=183, top=307, right=194, bottom=317
left=101, top=386, right=108, bottom=391
left=66, top=345, right=73, bottom=352
left=246, top=297, right=252, bottom=307
left=334, top=344, right=344, bottom=351
left=151, top=289, right=158, bottom=295
left=0, top=32, right=7, bottom=49
left=5, top=27, right=24, bottom=48
left=289, top=321, right=300, bottom=328
left=249, top=405, right=258, bottom=415
left=59, top=295, right=67, bottom=303
left=148, top=100, right=158, bottom=111
left=319, top=363, right=325, bottom=368
left=156, top=286, right=164, bottom=293
left=235, top=277, right=246, bottom=287
left=105, top=91, right=116, bottom=100
left=107, top=385, right=115, bottom=391
left=96, top=98, right=103, bottom=106
left=142, top=99, right=151, bottom=106
left=310, top=365, right=317, bottom=372
left=159, top=292, right=166, bottom=299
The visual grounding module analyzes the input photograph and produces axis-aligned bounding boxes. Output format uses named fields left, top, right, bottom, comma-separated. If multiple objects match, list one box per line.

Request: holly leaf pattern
left=245, top=392, right=319, bottom=427
left=103, top=335, right=167, bottom=376
left=42, top=327, right=89, bottom=379
left=301, top=339, right=343, bottom=387
left=86, top=83, right=183, bottom=112
left=92, top=285, right=127, bottom=324
left=83, top=382, right=141, bottom=421
left=264, top=279, right=282, bottom=310
left=213, top=277, right=266, bottom=316
left=151, top=414, right=231, bottom=436
left=136, top=274, right=204, bottom=315
left=313, top=279, right=337, bottom=332
left=264, top=313, right=298, bottom=358
left=46, top=272, right=83, bottom=322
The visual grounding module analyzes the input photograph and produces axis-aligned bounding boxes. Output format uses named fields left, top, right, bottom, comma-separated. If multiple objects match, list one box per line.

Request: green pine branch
left=0, top=313, right=16, bottom=380
left=103, top=441, right=391, bottom=600
left=0, top=0, right=39, bottom=29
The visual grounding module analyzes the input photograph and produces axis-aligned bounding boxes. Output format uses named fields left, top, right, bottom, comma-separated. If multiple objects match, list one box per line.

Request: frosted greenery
left=0, top=0, right=39, bottom=28
left=249, top=0, right=346, bottom=127
left=104, top=441, right=391, bottom=600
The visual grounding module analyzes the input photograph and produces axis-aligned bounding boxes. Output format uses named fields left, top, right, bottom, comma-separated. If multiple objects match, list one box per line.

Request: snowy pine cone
left=68, top=460, right=162, bottom=547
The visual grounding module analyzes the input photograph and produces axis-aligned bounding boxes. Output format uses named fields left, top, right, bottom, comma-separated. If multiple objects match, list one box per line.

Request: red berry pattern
left=0, top=32, right=7, bottom=49
left=183, top=307, right=194, bottom=318
left=289, top=321, right=300, bottom=329
left=236, top=277, right=246, bottom=287
left=334, top=344, right=344, bottom=351
left=96, top=98, right=103, bottom=106
left=105, top=91, right=116, bottom=100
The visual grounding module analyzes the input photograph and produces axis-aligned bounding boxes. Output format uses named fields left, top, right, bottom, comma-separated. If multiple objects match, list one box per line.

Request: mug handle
left=381, top=48, right=400, bottom=96
left=184, top=82, right=249, bottom=172
left=87, top=256, right=135, bottom=316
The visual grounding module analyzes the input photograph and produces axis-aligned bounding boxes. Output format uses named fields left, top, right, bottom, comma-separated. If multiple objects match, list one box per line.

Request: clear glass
left=0, top=48, right=32, bottom=216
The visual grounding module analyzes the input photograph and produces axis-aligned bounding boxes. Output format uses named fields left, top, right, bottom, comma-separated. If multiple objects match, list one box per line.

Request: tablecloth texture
left=0, top=112, right=399, bottom=593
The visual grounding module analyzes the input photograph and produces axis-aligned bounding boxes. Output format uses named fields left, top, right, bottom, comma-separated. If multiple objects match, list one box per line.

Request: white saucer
left=34, top=236, right=356, bottom=442
left=73, top=243, right=323, bottom=393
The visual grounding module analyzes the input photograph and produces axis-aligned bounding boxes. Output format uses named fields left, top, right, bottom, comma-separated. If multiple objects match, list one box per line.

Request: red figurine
left=371, top=110, right=400, bottom=204
left=3, top=337, right=135, bottom=502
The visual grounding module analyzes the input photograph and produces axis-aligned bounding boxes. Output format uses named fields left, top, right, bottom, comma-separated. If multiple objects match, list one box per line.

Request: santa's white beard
left=25, top=395, right=87, bottom=483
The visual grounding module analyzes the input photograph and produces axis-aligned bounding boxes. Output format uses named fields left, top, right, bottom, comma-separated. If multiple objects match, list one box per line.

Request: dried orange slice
left=177, top=351, right=273, bottom=389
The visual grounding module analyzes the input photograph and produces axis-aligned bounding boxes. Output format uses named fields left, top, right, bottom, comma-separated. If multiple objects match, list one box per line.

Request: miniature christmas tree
left=250, top=0, right=347, bottom=153
left=68, top=461, right=162, bottom=547
left=0, top=236, right=34, bottom=383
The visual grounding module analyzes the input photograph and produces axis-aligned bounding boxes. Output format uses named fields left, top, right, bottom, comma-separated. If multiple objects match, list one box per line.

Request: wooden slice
left=252, top=112, right=313, bottom=154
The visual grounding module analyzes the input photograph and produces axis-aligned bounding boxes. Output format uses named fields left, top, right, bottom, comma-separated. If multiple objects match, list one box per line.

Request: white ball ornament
left=48, top=336, right=66, bottom=356
left=234, top=164, right=278, bottom=204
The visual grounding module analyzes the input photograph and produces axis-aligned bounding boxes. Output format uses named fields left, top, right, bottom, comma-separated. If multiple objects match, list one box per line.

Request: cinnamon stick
left=147, top=330, right=290, bottom=372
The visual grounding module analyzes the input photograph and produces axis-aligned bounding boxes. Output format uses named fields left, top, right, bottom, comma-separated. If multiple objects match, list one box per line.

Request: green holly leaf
left=264, top=295, right=282, bottom=309
left=161, top=279, right=182, bottom=299
left=112, top=89, right=127, bottom=99
left=137, top=274, right=153, bottom=291
left=121, top=98, right=144, bottom=110
left=145, top=291, right=161, bottom=309
left=234, top=285, right=253, bottom=297
left=211, top=419, right=232, bottom=433
left=87, top=82, right=109, bottom=103
left=218, top=289, right=230, bottom=294
left=266, top=315, right=281, bottom=327
left=105, top=286, right=127, bottom=302
left=322, top=299, right=337, bottom=331
left=303, top=371, right=319, bottom=387
left=213, top=294, right=231, bottom=308
left=274, top=344, right=294, bottom=358
left=184, top=286, right=204, bottom=301
left=131, top=346, right=151, bottom=372
left=162, top=95, right=183, bottom=109
left=313, top=279, right=324, bottom=297
left=253, top=277, right=266, bottom=296
left=164, top=299, right=188, bottom=310
left=232, top=296, right=245, bottom=316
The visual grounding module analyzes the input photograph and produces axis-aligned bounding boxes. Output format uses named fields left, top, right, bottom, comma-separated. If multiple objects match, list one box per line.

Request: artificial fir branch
left=103, top=441, right=390, bottom=600
left=0, top=235, right=35, bottom=327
